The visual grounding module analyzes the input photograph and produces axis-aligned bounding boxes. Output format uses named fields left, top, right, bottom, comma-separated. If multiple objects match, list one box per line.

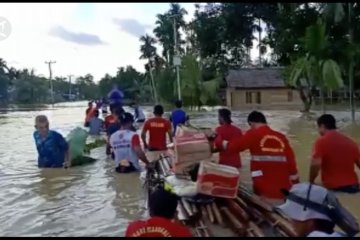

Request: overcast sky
left=0, top=3, right=261, bottom=81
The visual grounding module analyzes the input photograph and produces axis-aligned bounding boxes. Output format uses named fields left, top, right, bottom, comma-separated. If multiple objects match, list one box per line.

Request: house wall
left=226, top=88, right=302, bottom=110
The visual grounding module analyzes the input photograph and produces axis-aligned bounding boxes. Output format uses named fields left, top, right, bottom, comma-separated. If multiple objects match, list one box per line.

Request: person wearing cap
left=215, top=111, right=299, bottom=200
left=109, top=112, right=149, bottom=173
left=125, top=187, right=193, bottom=237
left=276, top=182, right=357, bottom=237
left=210, top=108, right=243, bottom=169
left=141, top=105, right=173, bottom=151
left=310, top=114, right=360, bottom=193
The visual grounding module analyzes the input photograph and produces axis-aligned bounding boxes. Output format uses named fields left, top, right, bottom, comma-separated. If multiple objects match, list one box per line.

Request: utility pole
left=170, top=14, right=182, bottom=101
left=45, top=60, right=56, bottom=104
left=68, top=74, right=73, bottom=101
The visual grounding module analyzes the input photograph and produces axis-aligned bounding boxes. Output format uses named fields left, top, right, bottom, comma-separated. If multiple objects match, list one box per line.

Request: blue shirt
left=108, top=88, right=124, bottom=104
left=33, top=130, right=69, bottom=168
left=170, top=109, right=187, bottom=135
left=89, top=117, right=103, bottom=135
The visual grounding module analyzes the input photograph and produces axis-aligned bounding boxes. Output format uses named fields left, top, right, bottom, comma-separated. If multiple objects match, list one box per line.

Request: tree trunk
left=299, top=87, right=313, bottom=112
left=148, top=61, right=158, bottom=104
left=320, top=89, right=326, bottom=113
left=348, top=3, right=355, bottom=122
left=258, top=18, right=262, bottom=67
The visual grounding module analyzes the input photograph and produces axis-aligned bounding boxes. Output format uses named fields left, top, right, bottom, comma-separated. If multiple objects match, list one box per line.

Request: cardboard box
left=196, top=161, right=240, bottom=199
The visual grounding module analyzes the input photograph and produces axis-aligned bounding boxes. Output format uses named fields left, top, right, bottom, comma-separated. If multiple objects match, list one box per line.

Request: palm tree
left=288, top=20, right=344, bottom=113
left=153, top=3, right=188, bottom=65
left=322, top=3, right=356, bottom=121
left=139, top=34, right=158, bottom=103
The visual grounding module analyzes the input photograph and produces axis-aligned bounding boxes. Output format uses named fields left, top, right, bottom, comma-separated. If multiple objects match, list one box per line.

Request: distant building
left=225, top=68, right=302, bottom=109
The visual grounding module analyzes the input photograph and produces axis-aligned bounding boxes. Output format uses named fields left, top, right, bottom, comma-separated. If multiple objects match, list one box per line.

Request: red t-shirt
left=214, top=123, right=243, bottom=168
left=312, top=130, right=360, bottom=189
left=104, top=115, right=116, bottom=130
left=143, top=117, right=171, bottom=150
left=125, top=217, right=192, bottom=237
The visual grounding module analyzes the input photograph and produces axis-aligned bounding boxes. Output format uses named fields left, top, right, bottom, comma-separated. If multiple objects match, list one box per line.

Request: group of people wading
left=32, top=98, right=360, bottom=237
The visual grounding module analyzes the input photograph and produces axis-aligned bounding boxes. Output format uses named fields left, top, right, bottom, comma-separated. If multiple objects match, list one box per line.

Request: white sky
left=0, top=3, right=262, bottom=82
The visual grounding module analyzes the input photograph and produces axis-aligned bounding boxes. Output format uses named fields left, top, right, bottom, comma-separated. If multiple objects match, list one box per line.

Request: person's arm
left=309, top=139, right=323, bottom=184
left=285, top=139, right=299, bottom=184
left=56, top=132, right=71, bottom=168
left=141, top=121, right=149, bottom=149
left=215, top=129, right=253, bottom=153
left=132, top=134, right=149, bottom=166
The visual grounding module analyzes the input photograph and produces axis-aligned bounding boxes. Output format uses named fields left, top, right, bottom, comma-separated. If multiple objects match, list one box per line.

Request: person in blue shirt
left=33, top=115, right=71, bottom=168
left=89, top=110, right=103, bottom=135
left=169, top=100, right=189, bottom=136
left=107, top=84, right=124, bottom=105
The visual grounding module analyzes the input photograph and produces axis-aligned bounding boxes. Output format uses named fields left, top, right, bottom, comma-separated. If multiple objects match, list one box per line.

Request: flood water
left=0, top=101, right=359, bottom=236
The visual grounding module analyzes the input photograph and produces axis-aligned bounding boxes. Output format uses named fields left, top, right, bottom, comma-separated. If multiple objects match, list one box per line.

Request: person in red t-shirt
left=141, top=105, right=173, bottom=151
left=310, top=114, right=360, bottom=193
left=212, top=108, right=243, bottom=168
left=215, top=111, right=299, bottom=200
left=125, top=187, right=192, bottom=237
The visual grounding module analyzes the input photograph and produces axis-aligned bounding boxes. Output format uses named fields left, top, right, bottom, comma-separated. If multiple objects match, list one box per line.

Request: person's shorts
left=136, top=119, right=145, bottom=123
left=115, top=163, right=136, bottom=173
left=148, top=147, right=167, bottom=152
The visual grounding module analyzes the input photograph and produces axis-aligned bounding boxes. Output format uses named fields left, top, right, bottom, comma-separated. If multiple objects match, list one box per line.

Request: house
left=225, top=68, right=302, bottom=109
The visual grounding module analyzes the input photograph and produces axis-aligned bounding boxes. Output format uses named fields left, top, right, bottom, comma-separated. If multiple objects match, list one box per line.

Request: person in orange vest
left=215, top=111, right=299, bottom=200
left=310, top=114, right=360, bottom=193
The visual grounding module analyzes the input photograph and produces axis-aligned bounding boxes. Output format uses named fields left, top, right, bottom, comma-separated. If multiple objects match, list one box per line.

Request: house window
left=246, top=92, right=252, bottom=104
left=256, top=92, right=261, bottom=104
left=288, top=91, right=293, bottom=102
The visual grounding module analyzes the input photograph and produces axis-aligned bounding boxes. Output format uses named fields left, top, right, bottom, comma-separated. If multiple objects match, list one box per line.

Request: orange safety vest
left=227, top=125, right=299, bottom=199
left=85, top=107, right=97, bottom=123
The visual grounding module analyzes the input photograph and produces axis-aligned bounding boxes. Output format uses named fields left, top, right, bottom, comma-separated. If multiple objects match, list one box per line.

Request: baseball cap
left=275, top=183, right=332, bottom=222
left=275, top=183, right=359, bottom=236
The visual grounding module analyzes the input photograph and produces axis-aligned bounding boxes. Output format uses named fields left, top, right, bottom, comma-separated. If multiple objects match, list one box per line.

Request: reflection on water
left=0, top=101, right=359, bottom=236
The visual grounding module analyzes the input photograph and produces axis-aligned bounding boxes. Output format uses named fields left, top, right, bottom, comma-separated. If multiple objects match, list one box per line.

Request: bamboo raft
left=144, top=153, right=298, bottom=237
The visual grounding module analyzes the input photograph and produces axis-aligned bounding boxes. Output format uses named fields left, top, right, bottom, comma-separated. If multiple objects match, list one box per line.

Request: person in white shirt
left=109, top=112, right=149, bottom=173
left=134, top=103, right=146, bottom=123
left=275, top=183, right=358, bottom=237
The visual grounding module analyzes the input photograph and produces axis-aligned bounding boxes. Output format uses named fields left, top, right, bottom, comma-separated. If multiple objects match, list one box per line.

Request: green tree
left=288, top=20, right=344, bottom=112
left=180, top=53, right=220, bottom=109
left=139, top=34, right=158, bottom=103
left=153, top=3, right=187, bottom=65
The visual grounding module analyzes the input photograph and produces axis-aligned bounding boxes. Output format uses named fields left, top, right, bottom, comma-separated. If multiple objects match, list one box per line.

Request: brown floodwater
left=0, top=102, right=359, bottom=236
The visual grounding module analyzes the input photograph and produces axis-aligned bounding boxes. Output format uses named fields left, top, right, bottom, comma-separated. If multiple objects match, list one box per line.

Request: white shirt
left=307, top=231, right=345, bottom=237
left=109, top=129, right=141, bottom=171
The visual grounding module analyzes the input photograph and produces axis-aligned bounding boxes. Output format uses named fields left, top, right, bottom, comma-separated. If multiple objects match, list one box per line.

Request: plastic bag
left=66, top=127, right=89, bottom=159
left=165, top=175, right=197, bottom=197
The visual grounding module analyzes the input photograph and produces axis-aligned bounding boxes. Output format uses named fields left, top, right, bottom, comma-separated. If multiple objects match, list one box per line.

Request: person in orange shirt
left=125, top=187, right=192, bottom=237
left=215, top=111, right=299, bottom=200
left=84, top=101, right=94, bottom=127
left=141, top=105, right=173, bottom=151
left=310, top=114, right=360, bottom=193
left=211, top=108, right=243, bottom=169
